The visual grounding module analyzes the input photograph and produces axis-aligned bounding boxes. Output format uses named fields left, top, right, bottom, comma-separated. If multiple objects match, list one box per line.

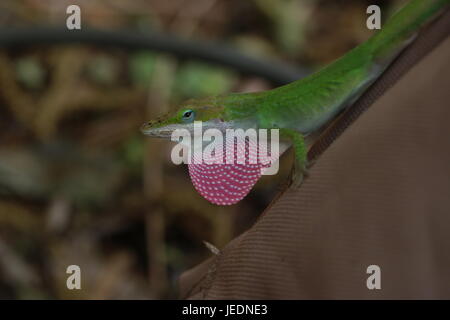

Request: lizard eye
left=181, top=109, right=195, bottom=122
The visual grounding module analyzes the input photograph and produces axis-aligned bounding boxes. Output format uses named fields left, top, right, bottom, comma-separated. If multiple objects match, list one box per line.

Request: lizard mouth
left=141, top=119, right=234, bottom=139
left=140, top=123, right=175, bottom=139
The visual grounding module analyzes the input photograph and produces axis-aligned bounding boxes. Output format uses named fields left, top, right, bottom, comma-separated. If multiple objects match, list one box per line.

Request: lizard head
left=140, top=96, right=230, bottom=139
left=140, top=92, right=279, bottom=206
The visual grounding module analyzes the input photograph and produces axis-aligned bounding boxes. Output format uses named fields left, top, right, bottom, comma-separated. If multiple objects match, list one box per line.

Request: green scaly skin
left=142, top=0, right=449, bottom=187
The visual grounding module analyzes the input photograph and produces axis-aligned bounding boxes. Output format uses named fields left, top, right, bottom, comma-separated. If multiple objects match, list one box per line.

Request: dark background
left=0, top=0, right=403, bottom=299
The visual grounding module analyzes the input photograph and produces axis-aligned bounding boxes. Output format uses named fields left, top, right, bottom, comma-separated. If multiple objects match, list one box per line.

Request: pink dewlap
left=187, top=135, right=277, bottom=205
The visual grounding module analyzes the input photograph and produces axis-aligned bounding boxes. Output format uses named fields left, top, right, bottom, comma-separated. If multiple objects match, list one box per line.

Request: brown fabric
left=180, top=11, right=450, bottom=299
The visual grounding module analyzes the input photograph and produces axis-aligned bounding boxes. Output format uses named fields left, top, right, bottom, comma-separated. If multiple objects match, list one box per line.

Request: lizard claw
left=289, top=163, right=309, bottom=189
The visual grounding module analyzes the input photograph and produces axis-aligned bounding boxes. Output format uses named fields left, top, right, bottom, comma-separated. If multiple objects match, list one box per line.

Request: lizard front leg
left=279, top=128, right=308, bottom=188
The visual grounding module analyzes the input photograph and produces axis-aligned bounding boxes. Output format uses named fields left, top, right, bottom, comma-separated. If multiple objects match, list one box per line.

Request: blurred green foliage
left=15, top=56, right=46, bottom=89
left=174, top=62, right=235, bottom=99
left=129, top=52, right=157, bottom=87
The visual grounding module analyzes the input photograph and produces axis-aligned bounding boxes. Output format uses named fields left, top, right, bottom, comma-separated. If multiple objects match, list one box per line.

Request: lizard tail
left=368, top=0, right=449, bottom=63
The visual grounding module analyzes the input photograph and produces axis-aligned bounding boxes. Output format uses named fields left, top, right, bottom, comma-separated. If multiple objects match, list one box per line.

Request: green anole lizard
left=141, top=0, right=449, bottom=205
